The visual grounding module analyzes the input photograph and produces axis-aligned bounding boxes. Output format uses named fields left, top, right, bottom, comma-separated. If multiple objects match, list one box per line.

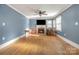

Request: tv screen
left=37, top=20, right=46, bottom=25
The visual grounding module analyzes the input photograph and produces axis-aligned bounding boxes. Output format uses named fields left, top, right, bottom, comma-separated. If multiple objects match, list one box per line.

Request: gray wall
left=29, top=19, right=36, bottom=28
left=58, top=5, right=79, bottom=44
left=0, top=4, right=28, bottom=45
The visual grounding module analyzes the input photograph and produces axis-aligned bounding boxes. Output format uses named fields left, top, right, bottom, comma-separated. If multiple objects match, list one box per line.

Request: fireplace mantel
left=36, top=25, right=46, bottom=35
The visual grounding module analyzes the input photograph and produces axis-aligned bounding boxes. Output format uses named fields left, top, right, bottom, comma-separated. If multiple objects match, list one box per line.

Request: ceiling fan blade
left=42, top=11, right=46, bottom=13
left=43, top=13, right=47, bottom=15
left=34, top=11, right=38, bottom=14
left=34, top=9, right=40, bottom=13
left=32, top=9, right=48, bottom=17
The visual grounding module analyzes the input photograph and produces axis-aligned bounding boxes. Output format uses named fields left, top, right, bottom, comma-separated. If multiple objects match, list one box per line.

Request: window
left=46, top=20, right=52, bottom=28
left=53, top=20, right=56, bottom=28
left=56, top=16, right=62, bottom=31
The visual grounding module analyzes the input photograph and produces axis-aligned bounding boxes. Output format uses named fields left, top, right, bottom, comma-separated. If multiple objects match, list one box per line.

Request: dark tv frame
left=36, top=20, right=46, bottom=25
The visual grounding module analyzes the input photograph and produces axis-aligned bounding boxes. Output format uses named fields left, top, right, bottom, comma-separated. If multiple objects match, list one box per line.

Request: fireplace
left=38, top=28, right=45, bottom=34
left=36, top=25, right=46, bottom=35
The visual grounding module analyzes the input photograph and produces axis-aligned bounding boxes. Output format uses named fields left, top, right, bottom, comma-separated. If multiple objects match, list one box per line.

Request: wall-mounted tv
left=36, top=20, right=46, bottom=25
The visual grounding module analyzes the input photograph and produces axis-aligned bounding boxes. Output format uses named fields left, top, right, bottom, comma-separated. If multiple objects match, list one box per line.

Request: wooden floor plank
left=0, top=35, right=79, bottom=55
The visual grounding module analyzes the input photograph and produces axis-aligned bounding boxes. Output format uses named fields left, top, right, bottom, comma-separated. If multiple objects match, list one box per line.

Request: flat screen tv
left=37, top=20, right=46, bottom=25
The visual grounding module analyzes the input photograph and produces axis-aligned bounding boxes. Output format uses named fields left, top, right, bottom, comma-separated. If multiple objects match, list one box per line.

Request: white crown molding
left=6, top=4, right=29, bottom=19
left=54, top=4, right=73, bottom=19
left=57, top=34, right=79, bottom=49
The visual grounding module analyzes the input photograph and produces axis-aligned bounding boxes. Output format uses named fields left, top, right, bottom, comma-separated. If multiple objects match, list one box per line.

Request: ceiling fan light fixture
left=34, top=9, right=47, bottom=16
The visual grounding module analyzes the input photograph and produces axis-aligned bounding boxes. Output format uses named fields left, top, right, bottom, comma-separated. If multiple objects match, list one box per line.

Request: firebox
left=38, top=28, right=45, bottom=34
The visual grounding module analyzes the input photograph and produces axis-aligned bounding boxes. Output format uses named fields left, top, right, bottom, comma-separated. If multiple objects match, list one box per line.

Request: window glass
left=53, top=20, right=56, bottom=28
left=46, top=20, right=52, bottom=28
left=56, top=16, right=62, bottom=31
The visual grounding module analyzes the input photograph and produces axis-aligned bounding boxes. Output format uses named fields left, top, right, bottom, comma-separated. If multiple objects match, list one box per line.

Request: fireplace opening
left=38, top=28, right=45, bottom=34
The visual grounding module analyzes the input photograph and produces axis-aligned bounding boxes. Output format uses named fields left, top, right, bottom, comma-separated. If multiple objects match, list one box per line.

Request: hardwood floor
left=0, top=35, right=79, bottom=55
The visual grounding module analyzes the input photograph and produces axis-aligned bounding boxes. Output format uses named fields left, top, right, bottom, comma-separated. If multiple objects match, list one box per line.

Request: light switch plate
left=64, top=34, right=66, bottom=36
left=2, top=37, right=5, bottom=40
left=75, top=22, right=78, bottom=26
left=2, top=22, right=6, bottom=26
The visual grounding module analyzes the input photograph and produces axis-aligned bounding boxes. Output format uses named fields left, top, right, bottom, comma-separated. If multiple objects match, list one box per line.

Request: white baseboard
left=57, top=34, right=79, bottom=49
left=0, top=34, right=25, bottom=49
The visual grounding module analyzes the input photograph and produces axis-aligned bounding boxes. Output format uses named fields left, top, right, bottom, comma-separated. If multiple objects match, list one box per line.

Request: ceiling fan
left=33, top=9, right=47, bottom=16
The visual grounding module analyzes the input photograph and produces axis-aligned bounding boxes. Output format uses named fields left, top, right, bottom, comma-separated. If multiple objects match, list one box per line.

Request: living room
left=0, top=4, right=79, bottom=55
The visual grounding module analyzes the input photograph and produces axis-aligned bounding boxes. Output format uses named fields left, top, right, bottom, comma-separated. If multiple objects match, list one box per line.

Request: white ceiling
left=10, top=4, right=70, bottom=19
